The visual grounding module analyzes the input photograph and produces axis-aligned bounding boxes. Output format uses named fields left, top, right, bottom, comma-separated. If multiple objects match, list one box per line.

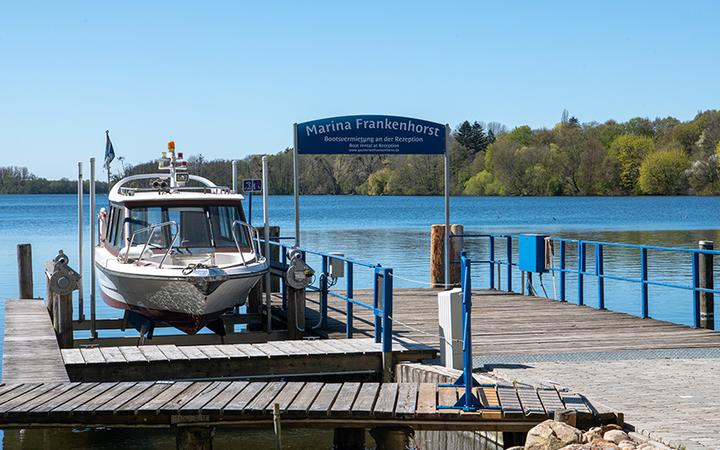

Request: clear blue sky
left=1, top=1, right=718, bottom=178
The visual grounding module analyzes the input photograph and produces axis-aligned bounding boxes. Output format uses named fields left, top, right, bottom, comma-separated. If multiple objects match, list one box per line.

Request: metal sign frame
left=293, top=115, right=452, bottom=285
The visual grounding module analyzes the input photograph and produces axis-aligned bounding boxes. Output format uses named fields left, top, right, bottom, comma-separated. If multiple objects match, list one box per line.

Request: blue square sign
left=242, top=178, right=262, bottom=193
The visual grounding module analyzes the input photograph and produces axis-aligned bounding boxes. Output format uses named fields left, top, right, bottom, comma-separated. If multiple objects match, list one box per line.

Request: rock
left=583, top=430, right=603, bottom=443
left=604, top=430, right=629, bottom=444
left=618, top=440, right=636, bottom=450
left=525, top=419, right=583, bottom=450
left=505, top=447, right=524, bottom=450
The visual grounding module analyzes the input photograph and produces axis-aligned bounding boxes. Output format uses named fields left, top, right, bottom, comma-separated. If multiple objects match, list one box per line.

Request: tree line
left=4, top=109, right=720, bottom=196
left=0, top=166, right=109, bottom=194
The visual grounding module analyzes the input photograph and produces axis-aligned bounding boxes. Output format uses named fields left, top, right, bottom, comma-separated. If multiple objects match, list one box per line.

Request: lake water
left=1, top=194, right=719, bottom=448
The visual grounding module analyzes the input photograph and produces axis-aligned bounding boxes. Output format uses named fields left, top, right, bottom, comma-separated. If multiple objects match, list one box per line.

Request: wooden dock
left=61, top=338, right=434, bottom=382
left=0, top=379, right=597, bottom=433
left=301, top=288, right=720, bottom=355
left=2, top=300, right=69, bottom=384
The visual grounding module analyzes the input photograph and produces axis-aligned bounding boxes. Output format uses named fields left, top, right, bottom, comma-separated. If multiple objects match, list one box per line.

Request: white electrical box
left=329, top=253, right=344, bottom=278
left=437, top=288, right=463, bottom=370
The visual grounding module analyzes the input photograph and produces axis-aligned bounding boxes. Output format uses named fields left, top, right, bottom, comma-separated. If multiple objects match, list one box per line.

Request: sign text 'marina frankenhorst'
left=296, top=115, right=446, bottom=155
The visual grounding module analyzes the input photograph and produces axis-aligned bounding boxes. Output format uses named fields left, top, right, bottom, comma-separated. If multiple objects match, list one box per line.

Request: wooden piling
left=431, top=224, right=463, bottom=288
left=699, top=240, right=714, bottom=330
left=175, top=426, right=214, bottom=450
left=449, top=224, right=464, bottom=286
left=430, top=225, right=444, bottom=288
left=269, top=225, right=280, bottom=292
left=287, top=285, right=305, bottom=340
left=53, top=291, right=73, bottom=349
left=370, top=427, right=413, bottom=450
left=17, top=243, right=33, bottom=299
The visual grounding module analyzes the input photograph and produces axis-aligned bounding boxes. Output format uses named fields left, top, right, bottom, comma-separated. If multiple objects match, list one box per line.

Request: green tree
left=672, top=121, right=701, bottom=153
left=638, top=149, right=690, bottom=195
left=608, top=134, right=655, bottom=193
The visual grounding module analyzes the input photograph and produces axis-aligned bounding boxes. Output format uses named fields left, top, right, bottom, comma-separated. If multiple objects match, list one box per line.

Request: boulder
left=618, top=440, right=636, bottom=450
left=525, top=419, right=583, bottom=450
left=604, top=430, right=629, bottom=444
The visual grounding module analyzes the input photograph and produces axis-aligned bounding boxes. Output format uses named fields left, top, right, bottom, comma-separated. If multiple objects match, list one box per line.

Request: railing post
left=373, top=267, right=382, bottom=343
left=381, top=267, right=393, bottom=382
left=506, top=237, right=513, bottom=292
left=596, top=243, right=604, bottom=309
left=641, top=248, right=649, bottom=318
left=692, top=251, right=701, bottom=328
left=559, top=240, right=566, bottom=302
left=320, top=255, right=328, bottom=329
left=577, top=241, right=585, bottom=306
left=459, top=252, right=478, bottom=410
left=346, top=262, right=354, bottom=339
left=488, top=236, right=495, bottom=289
left=699, top=241, right=714, bottom=330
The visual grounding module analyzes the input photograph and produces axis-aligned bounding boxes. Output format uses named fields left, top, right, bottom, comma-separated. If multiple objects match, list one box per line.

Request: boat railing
left=123, top=221, right=179, bottom=268
left=231, top=220, right=264, bottom=266
left=118, top=185, right=232, bottom=196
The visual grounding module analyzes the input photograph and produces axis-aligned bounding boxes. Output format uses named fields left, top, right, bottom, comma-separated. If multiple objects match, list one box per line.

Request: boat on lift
left=94, top=141, right=268, bottom=335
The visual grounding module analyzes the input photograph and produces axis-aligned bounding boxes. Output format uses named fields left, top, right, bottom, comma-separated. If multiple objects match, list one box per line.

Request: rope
left=387, top=272, right=458, bottom=289
left=387, top=314, right=464, bottom=345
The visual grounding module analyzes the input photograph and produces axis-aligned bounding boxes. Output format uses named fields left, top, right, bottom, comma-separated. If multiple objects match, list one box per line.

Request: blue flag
left=104, top=130, right=115, bottom=170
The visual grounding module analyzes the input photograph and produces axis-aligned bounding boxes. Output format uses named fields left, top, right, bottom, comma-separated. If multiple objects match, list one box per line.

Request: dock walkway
left=2, top=299, right=68, bottom=384
left=0, top=379, right=597, bottom=433
left=61, top=337, right=434, bottom=382
left=303, top=288, right=720, bottom=449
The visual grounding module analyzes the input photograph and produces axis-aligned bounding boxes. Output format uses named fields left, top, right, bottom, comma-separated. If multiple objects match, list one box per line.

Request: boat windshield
left=126, top=205, right=249, bottom=250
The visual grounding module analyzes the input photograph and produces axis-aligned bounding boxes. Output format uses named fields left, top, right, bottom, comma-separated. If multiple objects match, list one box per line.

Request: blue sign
left=296, top=115, right=446, bottom=155
left=242, top=179, right=262, bottom=193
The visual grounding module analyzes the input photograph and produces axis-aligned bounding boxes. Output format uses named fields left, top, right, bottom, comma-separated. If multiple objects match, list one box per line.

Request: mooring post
left=699, top=241, right=714, bottom=330
left=333, top=428, right=365, bottom=450
left=17, top=243, right=33, bottom=299
left=175, top=426, right=214, bottom=450
left=430, top=224, right=445, bottom=287
left=449, top=224, right=464, bottom=286
left=370, top=427, right=413, bottom=450
left=54, top=291, right=74, bottom=349
left=287, top=283, right=305, bottom=340
left=269, top=225, right=280, bottom=292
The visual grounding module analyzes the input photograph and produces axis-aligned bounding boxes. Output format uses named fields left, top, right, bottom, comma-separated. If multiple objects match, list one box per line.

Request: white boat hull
left=95, top=249, right=267, bottom=334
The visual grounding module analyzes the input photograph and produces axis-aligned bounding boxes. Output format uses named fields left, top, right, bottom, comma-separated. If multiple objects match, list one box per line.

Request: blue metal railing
left=454, top=233, right=720, bottom=329
left=260, top=238, right=393, bottom=353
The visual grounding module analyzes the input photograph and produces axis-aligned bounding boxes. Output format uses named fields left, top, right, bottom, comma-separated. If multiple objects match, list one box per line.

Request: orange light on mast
left=168, top=140, right=175, bottom=153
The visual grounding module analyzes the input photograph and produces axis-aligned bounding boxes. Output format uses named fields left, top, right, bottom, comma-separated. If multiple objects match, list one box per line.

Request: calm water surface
left=1, top=194, right=719, bottom=449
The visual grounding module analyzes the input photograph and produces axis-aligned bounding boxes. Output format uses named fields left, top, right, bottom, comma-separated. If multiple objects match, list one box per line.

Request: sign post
left=293, top=115, right=451, bottom=284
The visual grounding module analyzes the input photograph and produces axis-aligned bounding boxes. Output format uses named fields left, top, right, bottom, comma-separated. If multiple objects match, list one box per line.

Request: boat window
left=128, top=207, right=168, bottom=247
left=124, top=205, right=247, bottom=250
left=168, top=207, right=212, bottom=248
left=111, top=207, right=125, bottom=248
left=208, top=206, right=249, bottom=247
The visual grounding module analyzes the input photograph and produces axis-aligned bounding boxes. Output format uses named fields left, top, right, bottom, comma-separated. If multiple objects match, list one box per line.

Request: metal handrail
left=231, top=220, right=265, bottom=266
left=458, top=232, right=719, bottom=328
left=123, top=221, right=179, bottom=268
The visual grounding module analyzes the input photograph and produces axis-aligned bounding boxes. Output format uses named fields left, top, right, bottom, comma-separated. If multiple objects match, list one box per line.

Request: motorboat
left=94, top=141, right=268, bottom=335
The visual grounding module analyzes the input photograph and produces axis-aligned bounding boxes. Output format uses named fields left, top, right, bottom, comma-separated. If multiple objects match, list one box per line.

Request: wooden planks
left=3, top=300, right=70, bottom=383
left=310, top=288, right=720, bottom=356
left=0, top=380, right=607, bottom=431
left=62, top=338, right=435, bottom=382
